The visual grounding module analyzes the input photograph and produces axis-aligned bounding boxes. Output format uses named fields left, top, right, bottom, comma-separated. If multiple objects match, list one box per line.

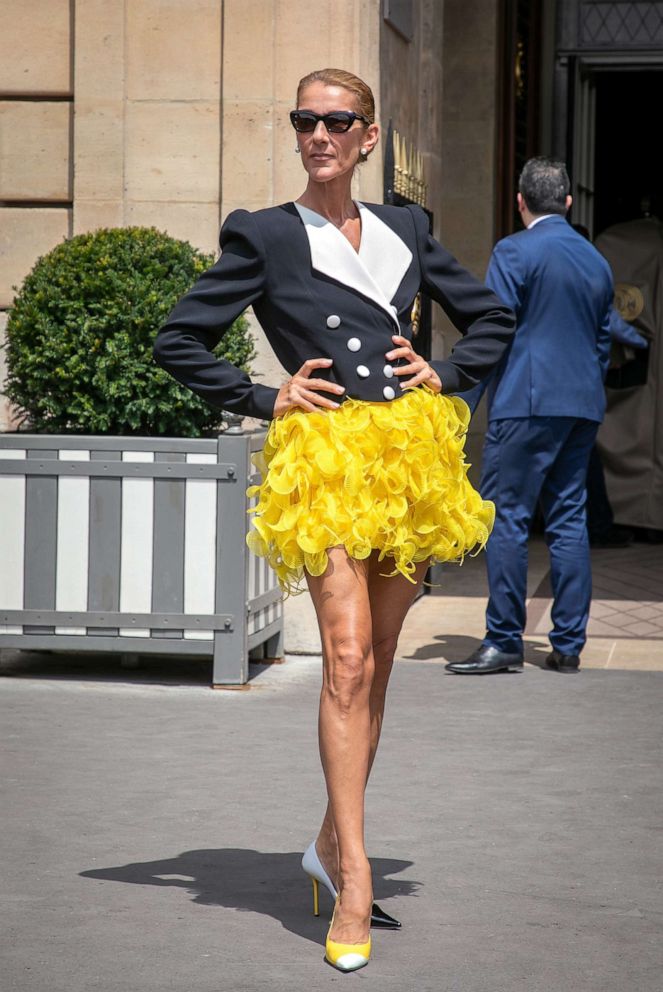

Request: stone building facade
left=0, top=0, right=501, bottom=442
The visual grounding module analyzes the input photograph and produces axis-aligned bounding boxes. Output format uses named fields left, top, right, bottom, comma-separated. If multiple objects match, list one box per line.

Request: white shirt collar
left=527, top=214, right=556, bottom=229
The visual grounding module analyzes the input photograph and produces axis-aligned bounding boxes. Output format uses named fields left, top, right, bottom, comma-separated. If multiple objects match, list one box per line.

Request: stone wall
left=439, top=1, right=499, bottom=279
left=439, top=0, right=500, bottom=471
left=73, top=0, right=224, bottom=247
left=0, top=0, right=224, bottom=305
left=380, top=0, right=445, bottom=352
left=440, top=0, right=500, bottom=474
left=0, top=0, right=72, bottom=313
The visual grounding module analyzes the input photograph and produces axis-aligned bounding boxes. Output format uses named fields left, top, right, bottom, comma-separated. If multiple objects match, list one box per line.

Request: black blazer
left=153, top=201, right=516, bottom=421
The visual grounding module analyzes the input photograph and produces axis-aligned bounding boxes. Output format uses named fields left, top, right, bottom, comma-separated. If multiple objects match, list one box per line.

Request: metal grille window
left=579, top=2, right=663, bottom=48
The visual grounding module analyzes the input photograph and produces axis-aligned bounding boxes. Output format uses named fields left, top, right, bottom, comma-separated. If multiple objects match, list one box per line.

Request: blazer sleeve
left=485, top=238, right=528, bottom=315
left=153, top=209, right=279, bottom=421
left=608, top=306, right=648, bottom=349
left=406, top=205, right=516, bottom=393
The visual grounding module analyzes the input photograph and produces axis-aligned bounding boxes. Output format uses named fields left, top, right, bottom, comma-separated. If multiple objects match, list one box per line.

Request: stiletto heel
left=312, top=876, right=319, bottom=917
left=302, top=841, right=401, bottom=929
left=325, top=898, right=371, bottom=972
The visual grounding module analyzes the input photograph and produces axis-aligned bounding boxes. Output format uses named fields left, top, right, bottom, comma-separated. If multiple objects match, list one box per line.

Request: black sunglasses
left=289, top=110, right=370, bottom=133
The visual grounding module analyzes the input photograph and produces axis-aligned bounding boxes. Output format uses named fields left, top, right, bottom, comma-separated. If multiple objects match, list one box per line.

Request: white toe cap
left=333, top=953, right=369, bottom=971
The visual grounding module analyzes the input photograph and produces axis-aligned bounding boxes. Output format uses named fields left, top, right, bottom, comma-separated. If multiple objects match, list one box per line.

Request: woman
left=154, top=68, right=515, bottom=971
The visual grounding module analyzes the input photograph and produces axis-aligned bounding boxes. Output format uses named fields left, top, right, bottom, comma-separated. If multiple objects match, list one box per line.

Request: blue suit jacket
left=464, top=215, right=613, bottom=423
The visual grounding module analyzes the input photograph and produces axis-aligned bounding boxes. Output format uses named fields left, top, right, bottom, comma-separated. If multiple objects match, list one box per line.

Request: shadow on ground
left=80, top=849, right=419, bottom=944
left=0, top=649, right=277, bottom=688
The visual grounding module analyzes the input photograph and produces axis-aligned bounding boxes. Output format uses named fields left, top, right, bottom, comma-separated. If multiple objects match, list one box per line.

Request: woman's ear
left=364, top=122, right=380, bottom=156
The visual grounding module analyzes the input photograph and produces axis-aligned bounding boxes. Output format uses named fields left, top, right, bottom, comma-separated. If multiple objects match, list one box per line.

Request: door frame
left=555, top=53, right=663, bottom=232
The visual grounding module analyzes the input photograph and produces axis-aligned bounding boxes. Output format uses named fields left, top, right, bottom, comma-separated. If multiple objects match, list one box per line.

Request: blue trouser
left=480, top=416, right=599, bottom=656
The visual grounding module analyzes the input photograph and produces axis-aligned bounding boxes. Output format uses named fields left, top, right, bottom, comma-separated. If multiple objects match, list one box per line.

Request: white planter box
left=0, top=431, right=282, bottom=685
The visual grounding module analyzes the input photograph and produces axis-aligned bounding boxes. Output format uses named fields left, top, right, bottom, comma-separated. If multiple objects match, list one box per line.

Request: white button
left=383, top=365, right=394, bottom=378
left=347, top=337, right=361, bottom=352
left=326, top=314, right=341, bottom=329
left=383, top=385, right=396, bottom=400
left=356, top=365, right=370, bottom=378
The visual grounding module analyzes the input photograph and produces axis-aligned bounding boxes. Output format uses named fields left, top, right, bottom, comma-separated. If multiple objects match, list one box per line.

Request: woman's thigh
left=368, top=554, right=429, bottom=654
left=306, top=547, right=373, bottom=659
left=306, top=548, right=428, bottom=661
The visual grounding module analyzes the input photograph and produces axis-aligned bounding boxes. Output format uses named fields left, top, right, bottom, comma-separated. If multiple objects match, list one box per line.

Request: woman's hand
left=273, top=358, right=346, bottom=417
left=386, top=335, right=442, bottom=393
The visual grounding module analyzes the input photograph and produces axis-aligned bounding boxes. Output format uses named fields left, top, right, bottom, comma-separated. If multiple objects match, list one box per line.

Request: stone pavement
left=1, top=632, right=663, bottom=991
left=531, top=543, right=663, bottom=641
left=401, top=537, right=663, bottom=672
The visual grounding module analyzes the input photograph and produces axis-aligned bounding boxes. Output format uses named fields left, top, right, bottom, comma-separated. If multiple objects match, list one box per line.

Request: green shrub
left=3, top=226, right=255, bottom=436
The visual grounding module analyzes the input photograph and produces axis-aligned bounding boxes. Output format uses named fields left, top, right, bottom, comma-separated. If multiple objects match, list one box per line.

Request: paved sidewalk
left=1, top=644, right=662, bottom=991
left=403, top=537, right=663, bottom=671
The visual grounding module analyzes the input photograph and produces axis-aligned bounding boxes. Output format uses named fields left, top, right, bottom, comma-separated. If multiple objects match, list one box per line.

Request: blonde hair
left=296, top=68, right=375, bottom=124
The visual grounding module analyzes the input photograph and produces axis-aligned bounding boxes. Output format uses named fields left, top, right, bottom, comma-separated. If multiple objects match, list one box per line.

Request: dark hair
left=518, top=157, right=570, bottom=215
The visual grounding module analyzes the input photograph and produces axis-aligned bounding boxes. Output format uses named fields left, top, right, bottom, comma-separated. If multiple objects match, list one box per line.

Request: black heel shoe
left=302, top=842, right=401, bottom=929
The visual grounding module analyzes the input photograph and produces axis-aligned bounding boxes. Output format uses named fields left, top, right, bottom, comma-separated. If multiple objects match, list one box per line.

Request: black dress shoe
left=546, top=650, right=580, bottom=673
left=445, top=645, right=524, bottom=675
left=371, top=903, right=401, bottom=929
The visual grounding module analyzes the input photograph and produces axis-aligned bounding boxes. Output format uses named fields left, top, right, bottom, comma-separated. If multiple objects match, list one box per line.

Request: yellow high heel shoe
left=325, top=899, right=371, bottom=973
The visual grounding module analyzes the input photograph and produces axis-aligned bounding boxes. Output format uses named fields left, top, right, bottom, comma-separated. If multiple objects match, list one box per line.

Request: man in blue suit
left=446, top=158, right=613, bottom=675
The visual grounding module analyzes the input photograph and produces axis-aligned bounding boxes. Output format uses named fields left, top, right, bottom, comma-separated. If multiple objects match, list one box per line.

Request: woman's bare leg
left=311, top=552, right=429, bottom=900
left=307, top=547, right=375, bottom=943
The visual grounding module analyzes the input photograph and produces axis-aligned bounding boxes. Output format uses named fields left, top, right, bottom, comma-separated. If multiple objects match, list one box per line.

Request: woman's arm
left=406, top=204, right=516, bottom=394
left=153, top=209, right=279, bottom=421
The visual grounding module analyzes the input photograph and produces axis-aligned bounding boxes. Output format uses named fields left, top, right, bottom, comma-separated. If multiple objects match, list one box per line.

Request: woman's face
left=295, top=82, right=379, bottom=184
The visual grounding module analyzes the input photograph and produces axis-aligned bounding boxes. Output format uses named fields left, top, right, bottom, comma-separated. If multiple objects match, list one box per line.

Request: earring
left=295, top=146, right=301, bottom=154
left=359, top=148, right=368, bottom=161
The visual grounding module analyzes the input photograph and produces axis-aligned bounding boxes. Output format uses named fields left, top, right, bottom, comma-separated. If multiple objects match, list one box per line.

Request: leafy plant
left=3, top=227, right=255, bottom=436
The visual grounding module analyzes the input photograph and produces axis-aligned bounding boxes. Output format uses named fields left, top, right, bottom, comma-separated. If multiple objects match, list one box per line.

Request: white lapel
left=357, top=202, right=413, bottom=304
left=294, top=202, right=412, bottom=327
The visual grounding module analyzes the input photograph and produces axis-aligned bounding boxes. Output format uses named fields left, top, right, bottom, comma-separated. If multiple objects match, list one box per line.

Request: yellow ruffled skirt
left=246, top=386, right=494, bottom=595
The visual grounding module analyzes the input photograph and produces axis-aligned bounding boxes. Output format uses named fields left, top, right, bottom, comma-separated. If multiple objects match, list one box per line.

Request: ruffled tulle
left=246, top=386, right=494, bottom=595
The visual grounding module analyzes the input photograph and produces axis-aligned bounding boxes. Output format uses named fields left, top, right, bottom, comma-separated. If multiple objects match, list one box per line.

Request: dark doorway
left=496, top=0, right=543, bottom=238
left=593, top=70, right=663, bottom=236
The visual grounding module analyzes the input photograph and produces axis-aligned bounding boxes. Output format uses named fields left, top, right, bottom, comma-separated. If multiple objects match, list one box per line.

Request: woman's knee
left=323, top=638, right=374, bottom=709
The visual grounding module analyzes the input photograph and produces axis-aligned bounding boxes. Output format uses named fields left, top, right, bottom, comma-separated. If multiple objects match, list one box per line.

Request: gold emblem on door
left=614, top=283, right=644, bottom=322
